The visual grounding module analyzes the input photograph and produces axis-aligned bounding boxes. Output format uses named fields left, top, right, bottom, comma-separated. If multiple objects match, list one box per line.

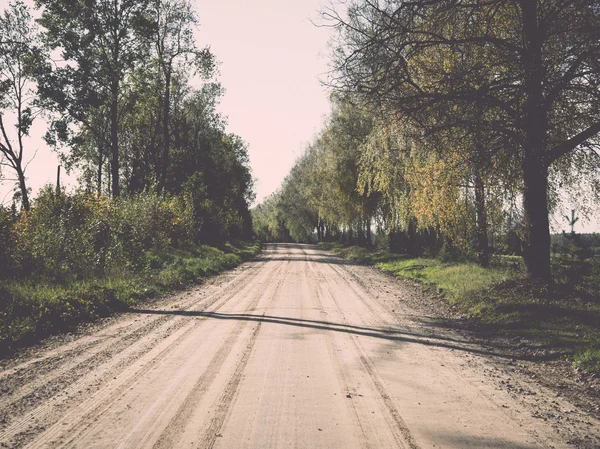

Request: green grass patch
left=0, top=241, right=261, bottom=355
left=376, top=258, right=514, bottom=305
left=318, top=242, right=408, bottom=265
left=572, top=341, right=600, bottom=372
left=322, top=243, right=600, bottom=374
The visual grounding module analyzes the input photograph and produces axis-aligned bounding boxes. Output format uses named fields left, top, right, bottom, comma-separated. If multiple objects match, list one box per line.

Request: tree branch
left=549, top=120, right=600, bottom=164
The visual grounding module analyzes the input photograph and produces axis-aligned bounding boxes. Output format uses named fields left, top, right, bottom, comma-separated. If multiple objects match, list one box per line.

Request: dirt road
left=1, top=244, right=599, bottom=448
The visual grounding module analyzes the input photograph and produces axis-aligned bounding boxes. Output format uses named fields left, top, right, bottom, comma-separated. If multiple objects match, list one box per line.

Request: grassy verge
left=0, top=241, right=261, bottom=355
left=320, top=242, right=600, bottom=373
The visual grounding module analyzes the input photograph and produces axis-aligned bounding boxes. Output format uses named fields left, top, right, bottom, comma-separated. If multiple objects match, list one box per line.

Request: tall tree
left=0, top=0, right=44, bottom=211
left=36, top=0, right=153, bottom=197
left=152, top=0, right=214, bottom=193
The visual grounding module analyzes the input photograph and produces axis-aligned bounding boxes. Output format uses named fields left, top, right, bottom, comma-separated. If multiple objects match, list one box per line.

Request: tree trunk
left=97, top=137, right=103, bottom=196
left=473, top=171, right=489, bottom=267
left=160, top=68, right=171, bottom=194
left=316, top=218, right=322, bottom=242
left=389, top=229, right=397, bottom=253
left=15, top=164, right=30, bottom=211
left=521, top=0, right=551, bottom=281
left=522, top=154, right=551, bottom=280
left=110, top=78, right=120, bottom=198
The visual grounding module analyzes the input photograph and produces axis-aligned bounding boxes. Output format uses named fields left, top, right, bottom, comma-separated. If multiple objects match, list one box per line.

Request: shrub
left=0, top=205, right=17, bottom=278
left=9, top=188, right=196, bottom=282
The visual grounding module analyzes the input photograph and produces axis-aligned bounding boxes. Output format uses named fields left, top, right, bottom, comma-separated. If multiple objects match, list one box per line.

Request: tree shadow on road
left=125, top=308, right=542, bottom=362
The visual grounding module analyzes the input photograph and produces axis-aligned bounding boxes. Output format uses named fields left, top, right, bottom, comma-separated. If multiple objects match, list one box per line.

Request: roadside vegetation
left=0, top=187, right=259, bottom=353
left=321, top=242, right=600, bottom=373
left=0, top=0, right=257, bottom=353
left=1, top=238, right=260, bottom=354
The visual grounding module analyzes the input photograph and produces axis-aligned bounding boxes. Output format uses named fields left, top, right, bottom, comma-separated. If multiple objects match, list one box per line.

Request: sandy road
left=1, top=243, right=599, bottom=448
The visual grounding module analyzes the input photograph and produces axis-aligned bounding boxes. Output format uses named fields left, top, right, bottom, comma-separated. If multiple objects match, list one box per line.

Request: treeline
left=253, top=0, right=600, bottom=282
left=0, top=0, right=257, bottom=348
left=0, top=0, right=254, bottom=283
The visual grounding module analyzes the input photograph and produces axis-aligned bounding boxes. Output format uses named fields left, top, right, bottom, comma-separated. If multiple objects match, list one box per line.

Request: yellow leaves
left=407, top=151, right=472, bottom=248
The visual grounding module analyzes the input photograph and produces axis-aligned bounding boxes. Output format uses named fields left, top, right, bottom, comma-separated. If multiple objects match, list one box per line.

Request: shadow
left=427, top=432, right=541, bottom=449
left=125, top=308, right=538, bottom=361
left=257, top=243, right=361, bottom=266
left=493, top=303, right=600, bottom=327
left=253, top=256, right=356, bottom=265
left=412, top=314, right=583, bottom=362
left=263, top=243, right=318, bottom=250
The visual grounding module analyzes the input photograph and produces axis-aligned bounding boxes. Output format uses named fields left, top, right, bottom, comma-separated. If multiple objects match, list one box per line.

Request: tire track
left=302, top=246, right=420, bottom=449
left=0, top=258, right=270, bottom=418
left=193, top=259, right=291, bottom=449
left=300, top=250, right=373, bottom=449
left=200, top=318, right=263, bottom=449
left=143, top=264, right=287, bottom=449
left=1, top=255, right=284, bottom=448
left=192, top=253, right=292, bottom=449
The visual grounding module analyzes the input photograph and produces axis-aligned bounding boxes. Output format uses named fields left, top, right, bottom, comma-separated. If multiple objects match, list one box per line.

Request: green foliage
left=0, top=205, right=17, bottom=274
left=572, top=343, right=600, bottom=372
left=0, top=241, right=261, bottom=354
left=253, top=98, right=378, bottom=245
left=252, top=192, right=292, bottom=243
left=2, top=184, right=253, bottom=283
left=377, top=259, right=513, bottom=305
left=10, top=188, right=186, bottom=281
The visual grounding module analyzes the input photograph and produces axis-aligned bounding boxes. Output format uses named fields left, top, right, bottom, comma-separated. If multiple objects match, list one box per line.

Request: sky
left=196, top=0, right=332, bottom=205
left=1, top=0, right=598, bottom=233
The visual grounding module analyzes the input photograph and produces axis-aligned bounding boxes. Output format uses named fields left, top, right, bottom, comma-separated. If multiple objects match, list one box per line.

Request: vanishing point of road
left=1, top=244, right=598, bottom=448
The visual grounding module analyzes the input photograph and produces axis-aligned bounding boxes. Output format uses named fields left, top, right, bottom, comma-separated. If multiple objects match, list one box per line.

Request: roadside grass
left=319, top=242, right=600, bottom=374
left=0, top=241, right=261, bottom=355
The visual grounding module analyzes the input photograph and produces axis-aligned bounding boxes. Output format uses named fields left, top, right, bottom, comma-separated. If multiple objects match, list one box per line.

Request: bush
left=0, top=241, right=261, bottom=352
left=0, top=205, right=17, bottom=278
left=9, top=188, right=199, bottom=282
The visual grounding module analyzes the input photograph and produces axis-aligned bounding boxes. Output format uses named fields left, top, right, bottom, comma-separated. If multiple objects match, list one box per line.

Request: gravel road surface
left=1, top=243, right=599, bottom=448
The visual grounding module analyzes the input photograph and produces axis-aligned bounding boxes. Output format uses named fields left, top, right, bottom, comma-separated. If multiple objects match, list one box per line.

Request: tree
left=252, top=192, right=291, bottom=243
left=325, top=0, right=600, bottom=281
left=0, top=0, right=44, bottom=211
left=278, top=154, right=319, bottom=242
left=152, top=0, right=214, bottom=193
left=37, top=0, right=153, bottom=197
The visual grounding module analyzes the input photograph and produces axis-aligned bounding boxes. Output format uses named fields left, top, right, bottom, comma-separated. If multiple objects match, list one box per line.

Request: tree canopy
left=254, top=0, right=600, bottom=282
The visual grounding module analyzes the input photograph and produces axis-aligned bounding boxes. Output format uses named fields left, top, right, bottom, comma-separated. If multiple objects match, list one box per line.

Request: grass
left=320, top=242, right=600, bottom=374
left=572, top=344, right=600, bottom=372
left=376, top=258, right=514, bottom=305
left=0, top=241, right=261, bottom=355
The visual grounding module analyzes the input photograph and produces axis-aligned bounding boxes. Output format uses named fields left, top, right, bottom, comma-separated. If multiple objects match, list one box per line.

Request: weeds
left=0, top=241, right=261, bottom=355
left=322, top=243, right=600, bottom=374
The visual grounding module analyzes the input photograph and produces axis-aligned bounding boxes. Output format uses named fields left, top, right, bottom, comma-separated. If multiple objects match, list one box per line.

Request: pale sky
left=196, top=0, right=331, bottom=205
left=1, top=0, right=598, bottom=232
